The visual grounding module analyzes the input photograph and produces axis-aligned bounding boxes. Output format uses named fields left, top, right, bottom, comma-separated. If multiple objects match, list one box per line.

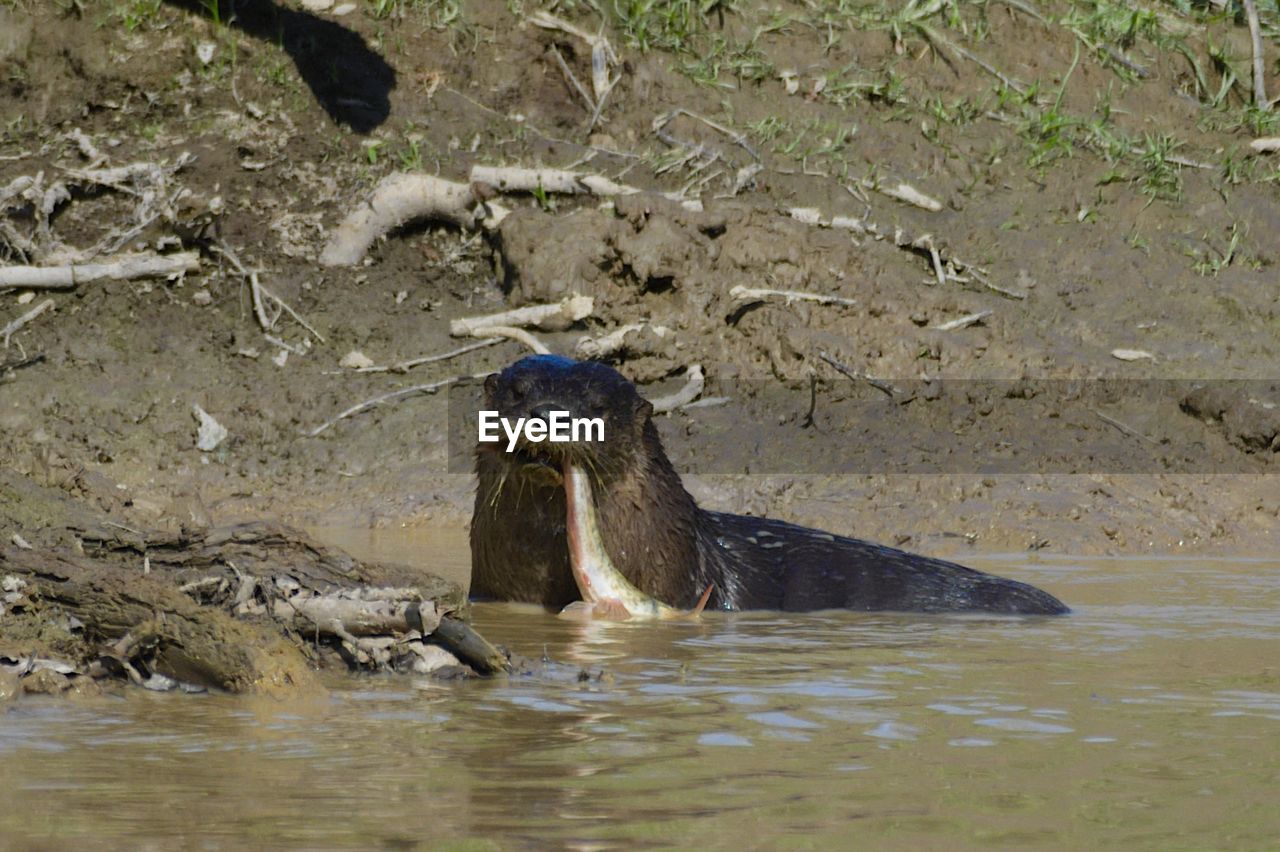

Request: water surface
left=2, top=555, right=1278, bottom=848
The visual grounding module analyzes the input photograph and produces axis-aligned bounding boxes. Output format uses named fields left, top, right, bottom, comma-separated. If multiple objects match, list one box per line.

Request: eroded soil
left=1, top=0, right=1277, bottom=572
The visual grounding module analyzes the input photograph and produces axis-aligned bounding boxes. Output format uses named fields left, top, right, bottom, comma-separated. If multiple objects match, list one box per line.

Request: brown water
left=2, top=551, right=1279, bottom=848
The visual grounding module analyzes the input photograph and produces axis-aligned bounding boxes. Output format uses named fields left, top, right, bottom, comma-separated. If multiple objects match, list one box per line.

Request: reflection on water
left=2, top=557, right=1279, bottom=847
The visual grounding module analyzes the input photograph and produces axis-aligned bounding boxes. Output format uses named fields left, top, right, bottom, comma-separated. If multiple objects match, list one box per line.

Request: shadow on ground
left=165, top=0, right=394, bottom=132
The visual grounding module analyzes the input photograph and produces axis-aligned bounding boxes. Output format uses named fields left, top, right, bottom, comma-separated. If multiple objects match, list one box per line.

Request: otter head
left=479, top=355, right=655, bottom=486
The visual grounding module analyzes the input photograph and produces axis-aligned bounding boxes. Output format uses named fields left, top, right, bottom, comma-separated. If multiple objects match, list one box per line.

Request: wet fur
left=470, top=356, right=1068, bottom=615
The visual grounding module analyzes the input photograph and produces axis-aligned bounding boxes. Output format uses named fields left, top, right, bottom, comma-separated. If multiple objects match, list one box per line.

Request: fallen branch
left=348, top=338, right=503, bottom=374
left=469, top=165, right=700, bottom=211
left=923, top=26, right=1029, bottom=96
left=264, top=285, right=325, bottom=342
left=450, top=294, right=594, bottom=336
left=0, top=252, right=199, bottom=290
left=2, top=299, right=55, bottom=346
left=549, top=44, right=597, bottom=115
left=1243, top=0, right=1268, bottom=110
left=320, top=162, right=703, bottom=267
left=271, top=587, right=441, bottom=637
left=471, top=164, right=636, bottom=197
left=730, top=284, right=857, bottom=307
left=817, top=350, right=898, bottom=397
left=211, top=241, right=323, bottom=341
left=1093, top=409, right=1159, bottom=445
left=1, top=516, right=501, bottom=694
left=0, top=353, right=45, bottom=376
left=67, top=128, right=106, bottom=168
left=572, top=322, right=677, bottom=359
left=432, top=615, right=511, bottom=675
left=789, top=206, right=1014, bottom=296
left=649, top=364, right=705, bottom=413
left=209, top=242, right=271, bottom=331
left=306, top=374, right=476, bottom=437
left=653, top=109, right=760, bottom=162
left=460, top=325, right=551, bottom=354
left=932, top=310, right=992, bottom=331
left=319, top=174, right=502, bottom=267
left=866, top=180, right=943, bottom=212
left=0, top=175, right=35, bottom=209
left=574, top=322, right=644, bottom=358
left=586, top=65, right=618, bottom=134
left=63, top=154, right=195, bottom=192
left=527, top=11, right=618, bottom=104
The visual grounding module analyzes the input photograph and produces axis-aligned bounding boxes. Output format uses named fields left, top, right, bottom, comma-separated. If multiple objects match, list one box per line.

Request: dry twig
left=730, top=285, right=857, bottom=307
left=817, top=350, right=898, bottom=397
left=1093, top=409, right=1159, bottom=445
left=549, top=44, right=597, bottom=115
left=349, top=338, right=503, bottom=374
left=932, top=310, right=993, bottom=331
left=2, top=299, right=55, bottom=346
left=307, top=375, right=476, bottom=437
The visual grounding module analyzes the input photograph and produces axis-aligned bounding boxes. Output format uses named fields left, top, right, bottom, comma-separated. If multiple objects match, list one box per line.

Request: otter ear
left=483, top=373, right=500, bottom=401
left=634, top=396, right=653, bottom=421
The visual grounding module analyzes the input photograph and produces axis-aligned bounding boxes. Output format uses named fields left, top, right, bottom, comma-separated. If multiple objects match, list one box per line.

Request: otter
left=470, top=356, right=1068, bottom=615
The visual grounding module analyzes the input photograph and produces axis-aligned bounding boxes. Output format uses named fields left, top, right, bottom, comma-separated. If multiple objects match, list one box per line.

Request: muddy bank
left=0, top=0, right=1277, bottom=575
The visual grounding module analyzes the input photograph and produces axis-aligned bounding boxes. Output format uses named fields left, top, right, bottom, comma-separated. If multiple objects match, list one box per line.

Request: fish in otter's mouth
left=561, top=459, right=712, bottom=621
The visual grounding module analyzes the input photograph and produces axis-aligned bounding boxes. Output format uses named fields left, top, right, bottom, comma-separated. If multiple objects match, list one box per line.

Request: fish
left=561, top=460, right=712, bottom=621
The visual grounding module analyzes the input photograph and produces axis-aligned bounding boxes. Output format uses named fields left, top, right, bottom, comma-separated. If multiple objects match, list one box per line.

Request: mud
left=0, top=0, right=1277, bottom=590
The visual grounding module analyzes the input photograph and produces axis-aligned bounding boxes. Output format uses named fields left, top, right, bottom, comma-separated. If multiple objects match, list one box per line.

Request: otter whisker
left=486, top=467, right=509, bottom=510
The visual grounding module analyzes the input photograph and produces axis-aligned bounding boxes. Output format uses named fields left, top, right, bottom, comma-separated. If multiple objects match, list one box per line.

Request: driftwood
left=449, top=295, right=594, bottom=337
left=729, top=285, right=857, bottom=308
left=432, top=616, right=509, bottom=675
left=318, top=174, right=504, bottom=267
left=0, top=520, right=499, bottom=697
left=319, top=163, right=701, bottom=268
left=0, top=252, right=200, bottom=290
left=270, top=585, right=441, bottom=636
left=2, top=544, right=314, bottom=695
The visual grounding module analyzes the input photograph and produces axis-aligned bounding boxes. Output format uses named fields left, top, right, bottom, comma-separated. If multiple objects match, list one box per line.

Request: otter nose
left=529, top=402, right=559, bottom=423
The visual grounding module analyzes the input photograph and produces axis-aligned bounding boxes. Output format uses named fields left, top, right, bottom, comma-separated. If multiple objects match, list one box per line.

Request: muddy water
left=2, top=549, right=1278, bottom=848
